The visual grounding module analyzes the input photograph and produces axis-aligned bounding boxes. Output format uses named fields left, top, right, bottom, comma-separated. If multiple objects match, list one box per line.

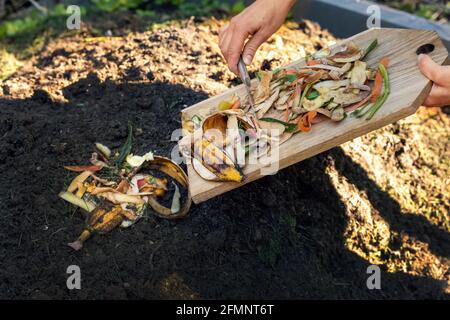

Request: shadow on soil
left=0, top=73, right=448, bottom=299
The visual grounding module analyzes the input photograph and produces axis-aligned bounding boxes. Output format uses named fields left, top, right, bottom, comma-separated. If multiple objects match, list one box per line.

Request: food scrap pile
left=59, top=125, right=191, bottom=250
left=182, top=39, right=390, bottom=183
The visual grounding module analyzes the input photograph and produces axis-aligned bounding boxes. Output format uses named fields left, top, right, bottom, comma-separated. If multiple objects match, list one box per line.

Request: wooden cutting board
left=181, top=28, right=449, bottom=204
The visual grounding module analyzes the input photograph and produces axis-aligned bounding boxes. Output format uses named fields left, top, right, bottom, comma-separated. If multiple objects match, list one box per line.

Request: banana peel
left=187, top=109, right=256, bottom=183
left=68, top=204, right=125, bottom=251
left=192, top=137, right=244, bottom=183
left=143, top=156, right=192, bottom=220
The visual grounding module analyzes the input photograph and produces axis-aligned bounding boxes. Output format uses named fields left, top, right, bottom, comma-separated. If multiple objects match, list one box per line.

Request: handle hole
left=416, top=44, right=435, bottom=55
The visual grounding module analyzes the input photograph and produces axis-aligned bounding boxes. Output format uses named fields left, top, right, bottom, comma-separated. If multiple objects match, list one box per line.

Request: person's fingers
left=218, top=23, right=229, bottom=47
left=242, top=29, right=269, bottom=65
left=225, top=24, right=249, bottom=74
left=418, top=54, right=449, bottom=86
left=219, top=23, right=229, bottom=36
left=219, top=22, right=233, bottom=58
left=219, top=29, right=234, bottom=67
left=423, top=84, right=450, bottom=107
left=219, top=28, right=231, bottom=54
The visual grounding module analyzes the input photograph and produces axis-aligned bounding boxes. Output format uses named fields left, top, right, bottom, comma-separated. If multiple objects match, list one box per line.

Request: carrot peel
left=298, top=111, right=317, bottom=132
left=64, top=165, right=103, bottom=172
left=371, top=57, right=389, bottom=102
left=307, top=60, right=320, bottom=66
left=231, top=99, right=241, bottom=110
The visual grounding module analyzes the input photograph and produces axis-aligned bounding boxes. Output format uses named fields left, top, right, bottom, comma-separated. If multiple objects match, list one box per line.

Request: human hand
left=417, top=54, right=450, bottom=107
left=219, top=0, right=296, bottom=74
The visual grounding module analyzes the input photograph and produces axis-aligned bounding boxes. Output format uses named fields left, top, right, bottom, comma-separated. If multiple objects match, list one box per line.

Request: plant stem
left=362, top=38, right=378, bottom=60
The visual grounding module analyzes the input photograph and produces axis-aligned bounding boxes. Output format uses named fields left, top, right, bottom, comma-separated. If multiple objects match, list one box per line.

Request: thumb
left=242, top=30, right=270, bottom=65
left=418, top=54, right=447, bottom=86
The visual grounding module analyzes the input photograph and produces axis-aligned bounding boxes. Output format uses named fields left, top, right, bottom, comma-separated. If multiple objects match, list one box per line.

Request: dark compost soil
left=0, top=18, right=449, bottom=299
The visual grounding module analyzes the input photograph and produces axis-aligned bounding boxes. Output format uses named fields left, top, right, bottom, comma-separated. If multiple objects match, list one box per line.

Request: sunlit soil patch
left=0, top=19, right=334, bottom=100
left=343, top=108, right=449, bottom=231
left=0, top=49, right=22, bottom=81
left=329, top=107, right=450, bottom=290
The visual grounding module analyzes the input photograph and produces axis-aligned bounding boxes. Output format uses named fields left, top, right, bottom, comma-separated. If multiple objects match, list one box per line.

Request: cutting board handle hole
left=416, top=44, right=435, bottom=55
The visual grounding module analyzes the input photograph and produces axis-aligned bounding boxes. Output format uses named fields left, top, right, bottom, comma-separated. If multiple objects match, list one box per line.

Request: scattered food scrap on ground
left=60, top=124, right=191, bottom=250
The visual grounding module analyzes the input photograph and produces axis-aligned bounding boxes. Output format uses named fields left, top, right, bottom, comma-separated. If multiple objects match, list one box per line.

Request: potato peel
left=254, top=71, right=273, bottom=104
